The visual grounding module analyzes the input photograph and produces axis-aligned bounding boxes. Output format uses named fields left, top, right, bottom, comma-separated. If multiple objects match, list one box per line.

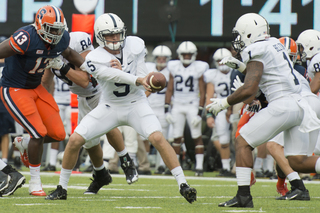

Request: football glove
left=206, top=98, right=230, bottom=116
left=46, top=57, right=70, bottom=75
left=89, top=75, right=98, bottom=88
left=165, top=113, right=175, bottom=124
left=220, top=56, right=246, bottom=73
left=231, top=75, right=244, bottom=92
left=191, top=116, right=202, bottom=127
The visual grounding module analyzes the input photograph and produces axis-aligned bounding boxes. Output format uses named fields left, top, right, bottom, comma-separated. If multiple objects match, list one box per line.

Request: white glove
left=231, top=75, right=244, bottom=92
left=206, top=98, right=230, bottom=116
left=191, top=116, right=202, bottom=127
left=220, top=56, right=246, bottom=73
left=165, top=113, right=175, bottom=124
left=46, top=57, right=64, bottom=70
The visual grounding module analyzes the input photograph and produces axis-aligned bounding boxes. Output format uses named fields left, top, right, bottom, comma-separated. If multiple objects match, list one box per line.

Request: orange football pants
left=0, top=85, right=65, bottom=140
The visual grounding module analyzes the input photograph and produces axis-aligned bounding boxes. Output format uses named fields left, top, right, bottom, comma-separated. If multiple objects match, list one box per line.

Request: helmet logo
left=37, top=8, right=47, bottom=21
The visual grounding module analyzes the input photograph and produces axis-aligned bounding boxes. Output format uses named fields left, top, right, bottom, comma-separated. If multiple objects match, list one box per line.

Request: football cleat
left=1, top=165, right=26, bottom=196
left=276, top=182, right=289, bottom=196
left=45, top=185, right=67, bottom=200
left=219, top=194, right=253, bottom=208
left=13, top=137, right=29, bottom=168
left=29, top=179, right=46, bottom=196
left=276, top=188, right=310, bottom=200
left=0, top=171, right=10, bottom=195
left=154, top=166, right=165, bottom=175
left=180, top=183, right=197, bottom=204
left=217, top=169, right=236, bottom=177
left=41, top=164, right=56, bottom=172
left=121, top=160, right=138, bottom=184
left=194, top=169, right=204, bottom=176
left=84, top=169, right=112, bottom=194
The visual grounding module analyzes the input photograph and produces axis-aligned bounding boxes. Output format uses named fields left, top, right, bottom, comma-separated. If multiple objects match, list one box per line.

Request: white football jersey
left=85, top=36, right=149, bottom=105
left=204, top=69, right=231, bottom=98
left=146, top=62, right=170, bottom=108
left=62, top=31, right=99, bottom=98
left=167, top=60, right=208, bottom=104
left=241, top=37, right=301, bottom=102
left=307, top=52, right=320, bottom=80
left=53, top=77, right=70, bottom=104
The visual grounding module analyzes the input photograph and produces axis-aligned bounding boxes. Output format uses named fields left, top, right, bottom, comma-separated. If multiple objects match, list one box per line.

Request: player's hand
left=231, top=75, right=244, bottom=92
left=206, top=116, right=215, bottom=128
left=136, top=76, right=152, bottom=92
left=165, top=112, right=175, bottom=124
left=191, top=116, right=202, bottom=127
left=245, top=99, right=261, bottom=117
left=110, top=59, right=122, bottom=70
left=89, top=75, right=98, bottom=88
left=206, top=98, right=230, bottom=116
left=46, top=57, right=64, bottom=70
left=220, top=56, right=246, bottom=72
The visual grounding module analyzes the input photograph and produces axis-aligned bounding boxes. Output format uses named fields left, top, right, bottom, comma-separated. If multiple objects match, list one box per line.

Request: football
left=147, top=72, right=166, bottom=92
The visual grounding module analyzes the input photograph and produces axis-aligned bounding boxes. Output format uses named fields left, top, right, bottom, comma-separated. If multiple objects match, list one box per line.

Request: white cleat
left=29, top=179, right=46, bottom=196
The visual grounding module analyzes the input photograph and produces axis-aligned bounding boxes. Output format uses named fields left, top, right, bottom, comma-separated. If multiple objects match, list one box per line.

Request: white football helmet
left=232, top=13, right=270, bottom=53
left=94, top=13, right=126, bottom=50
left=176, top=41, right=197, bottom=65
left=296, top=29, right=320, bottom=60
left=152, top=45, right=172, bottom=67
left=213, top=48, right=232, bottom=72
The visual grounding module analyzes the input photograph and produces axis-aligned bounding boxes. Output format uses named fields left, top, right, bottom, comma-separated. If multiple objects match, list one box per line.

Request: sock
left=287, top=172, right=300, bottom=182
left=59, top=168, right=72, bottom=190
left=238, top=185, right=251, bottom=196
left=265, top=154, right=274, bottom=172
left=222, top=158, right=231, bottom=171
left=117, top=148, right=128, bottom=157
left=49, top=149, right=58, bottom=166
left=277, top=176, right=286, bottom=187
left=93, top=163, right=105, bottom=171
left=171, top=166, right=187, bottom=188
left=253, top=157, right=263, bottom=172
left=289, top=179, right=306, bottom=191
left=195, top=154, right=204, bottom=170
left=29, top=164, right=41, bottom=181
left=236, top=167, right=252, bottom=186
left=0, top=159, right=7, bottom=170
left=315, top=157, right=320, bottom=174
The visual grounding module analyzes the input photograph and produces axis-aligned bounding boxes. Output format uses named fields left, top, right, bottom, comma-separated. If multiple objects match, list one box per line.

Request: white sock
left=93, top=163, right=104, bottom=171
left=195, top=154, right=204, bottom=170
left=253, top=157, right=263, bottom=171
left=59, top=168, right=72, bottom=190
left=265, top=154, right=274, bottom=172
left=222, top=159, right=231, bottom=171
left=315, top=157, right=320, bottom=174
left=117, top=148, right=128, bottom=157
left=236, top=167, right=252, bottom=186
left=49, top=149, right=59, bottom=166
left=0, top=159, right=7, bottom=170
left=30, top=165, right=41, bottom=181
left=171, top=166, right=187, bottom=188
left=287, top=172, right=301, bottom=181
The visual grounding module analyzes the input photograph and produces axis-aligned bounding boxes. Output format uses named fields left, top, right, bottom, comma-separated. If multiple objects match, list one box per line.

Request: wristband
left=238, top=62, right=246, bottom=73
left=206, top=112, right=213, bottom=119
left=197, top=106, right=203, bottom=116
left=164, top=104, right=170, bottom=113
left=60, top=63, right=71, bottom=76
left=221, top=98, right=230, bottom=108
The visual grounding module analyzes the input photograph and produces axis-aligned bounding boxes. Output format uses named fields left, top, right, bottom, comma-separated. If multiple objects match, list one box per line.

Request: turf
left=1, top=171, right=320, bottom=213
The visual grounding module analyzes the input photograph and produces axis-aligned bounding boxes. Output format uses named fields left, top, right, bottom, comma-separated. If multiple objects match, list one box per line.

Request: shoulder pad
left=125, top=36, right=145, bottom=55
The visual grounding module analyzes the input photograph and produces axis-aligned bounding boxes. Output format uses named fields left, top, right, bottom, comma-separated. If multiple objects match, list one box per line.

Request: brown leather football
left=147, top=72, right=166, bottom=92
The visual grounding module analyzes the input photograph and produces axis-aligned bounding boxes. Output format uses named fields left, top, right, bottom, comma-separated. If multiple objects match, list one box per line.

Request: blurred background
left=0, top=0, right=318, bottom=65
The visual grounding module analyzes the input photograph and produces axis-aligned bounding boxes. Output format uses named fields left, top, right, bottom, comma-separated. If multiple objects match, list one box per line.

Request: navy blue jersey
left=294, top=64, right=309, bottom=82
left=1, top=25, right=70, bottom=89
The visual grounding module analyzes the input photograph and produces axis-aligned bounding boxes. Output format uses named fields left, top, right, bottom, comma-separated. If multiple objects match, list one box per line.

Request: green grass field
left=1, top=170, right=320, bottom=213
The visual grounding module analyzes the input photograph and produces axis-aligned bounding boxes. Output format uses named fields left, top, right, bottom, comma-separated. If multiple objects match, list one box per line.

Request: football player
left=0, top=5, right=90, bottom=196
left=145, top=45, right=172, bottom=174
left=165, top=41, right=208, bottom=176
left=205, top=48, right=234, bottom=177
left=207, top=13, right=320, bottom=207
left=47, top=13, right=197, bottom=204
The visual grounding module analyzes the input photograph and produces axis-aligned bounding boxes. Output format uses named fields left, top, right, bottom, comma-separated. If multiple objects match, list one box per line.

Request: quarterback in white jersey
left=205, top=48, right=233, bottom=177
left=47, top=13, right=197, bottom=203
left=207, top=13, right=320, bottom=207
left=165, top=41, right=208, bottom=176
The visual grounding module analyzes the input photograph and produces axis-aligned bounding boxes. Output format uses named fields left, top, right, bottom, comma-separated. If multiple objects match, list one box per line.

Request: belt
left=86, top=95, right=95, bottom=100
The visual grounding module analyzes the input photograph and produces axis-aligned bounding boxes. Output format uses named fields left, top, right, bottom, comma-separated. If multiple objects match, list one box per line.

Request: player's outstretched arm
left=0, top=38, right=17, bottom=59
